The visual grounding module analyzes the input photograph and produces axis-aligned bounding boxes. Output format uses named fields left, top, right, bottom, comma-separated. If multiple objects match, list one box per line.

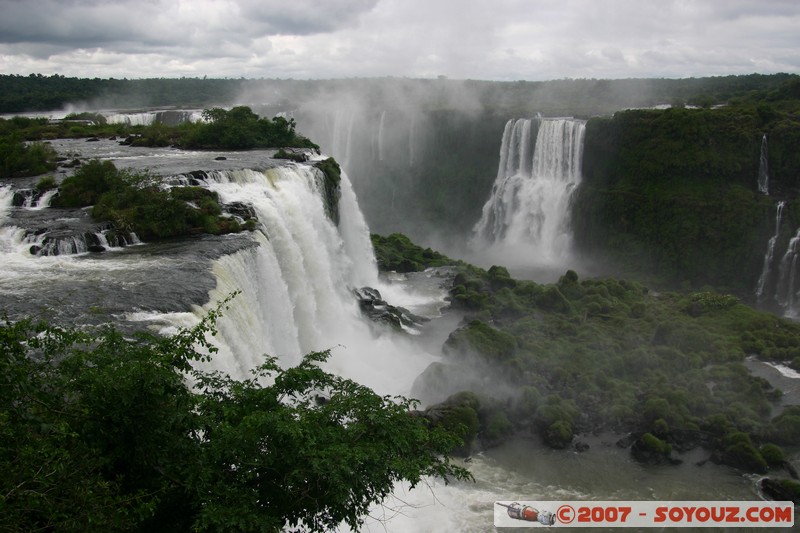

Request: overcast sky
left=0, top=0, right=798, bottom=81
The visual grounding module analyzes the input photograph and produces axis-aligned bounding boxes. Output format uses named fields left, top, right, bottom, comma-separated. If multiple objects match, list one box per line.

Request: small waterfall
left=756, top=200, right=786, bottom=301
left=758, top=134, right=769, bottom=195
left=328, top=109, right=356, bottom=170
left=472, top=117, right=585, bottom=266
left=378, top=110, right=386, bottom=162
left=105, top=112, right=158, bottom=126
left=0, top=185, right=14, bottom=225
left=409, top=113, right=418, bottom=166
left=776, top=227, right=800, bottom=316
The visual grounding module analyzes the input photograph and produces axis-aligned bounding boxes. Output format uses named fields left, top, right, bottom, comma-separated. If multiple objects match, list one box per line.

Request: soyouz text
left=494, top=501, right=794, bottom=528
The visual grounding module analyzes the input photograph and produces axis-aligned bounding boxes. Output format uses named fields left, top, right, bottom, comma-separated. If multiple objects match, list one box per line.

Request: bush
left=0, top=308, right=471, bottom=531
left=53, top=159, right=120, bottom=207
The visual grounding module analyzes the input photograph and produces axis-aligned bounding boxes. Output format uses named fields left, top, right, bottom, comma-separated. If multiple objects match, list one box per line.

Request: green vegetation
left=575, top=76, right=800, bottom=290
left=371, top=232, right=455, bottom=272
left=52, top=160, right=252, bottom=240
left=0, top=106, right=316, bottom=151
left=445, top=261, right=800, bottom=463
left=170, top=107, right=317, bottom=150
left=0, top=135, right=57, bottom=177
left=373, top=232, right=800, bottom=472
left=0, top=301, right=470, bottom=531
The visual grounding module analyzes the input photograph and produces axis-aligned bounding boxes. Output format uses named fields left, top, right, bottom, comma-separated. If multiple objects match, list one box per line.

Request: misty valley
left=2, top=74, right=800, bottom=531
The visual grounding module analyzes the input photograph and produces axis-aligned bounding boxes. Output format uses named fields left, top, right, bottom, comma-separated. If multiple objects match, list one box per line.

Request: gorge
left=3, top=74, right=800, bottom=531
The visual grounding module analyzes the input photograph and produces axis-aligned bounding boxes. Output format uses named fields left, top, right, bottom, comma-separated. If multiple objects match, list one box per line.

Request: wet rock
left=760, top=478, right=800, bottom=504
left=353, top=286, right=428, bottom=331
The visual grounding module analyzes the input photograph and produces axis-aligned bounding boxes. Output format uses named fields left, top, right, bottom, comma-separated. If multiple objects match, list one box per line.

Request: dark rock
left=784, top=461, right=799, bottom=480
left=88, top=245, right=106, bottom=253
left=353, top=286, right=428, bottom=331
left=214, top=156, right=227, bottom=161
left=760, top=478, right=800, bottom=504
left=223, top=202, right=257, bottom=221
left=574, top=441, right=590, bottom=453
left=616, top=433, right=637, bottom=448
left=108, top=136, right=116, bottom=141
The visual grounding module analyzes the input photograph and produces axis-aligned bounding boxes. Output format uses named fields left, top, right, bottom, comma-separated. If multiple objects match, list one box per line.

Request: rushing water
left=471, top=117, right=585, bottom=276
left=0, top=137, right=794, bottom=532
left=758, top=134, right=769, bottom=195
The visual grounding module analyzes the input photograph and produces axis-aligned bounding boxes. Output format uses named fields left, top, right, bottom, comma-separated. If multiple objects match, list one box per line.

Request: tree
left=0, top=297, right=470, bottom=531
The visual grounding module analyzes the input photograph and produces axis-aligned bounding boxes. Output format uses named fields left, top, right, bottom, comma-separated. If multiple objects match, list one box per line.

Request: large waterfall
left=472, top=117, right=585, bottom=269
left=124, top=162, right=440, bottom=396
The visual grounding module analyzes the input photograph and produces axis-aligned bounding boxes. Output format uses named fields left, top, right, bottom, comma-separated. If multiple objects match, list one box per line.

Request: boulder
left=353, top=286, right=428, bottom=331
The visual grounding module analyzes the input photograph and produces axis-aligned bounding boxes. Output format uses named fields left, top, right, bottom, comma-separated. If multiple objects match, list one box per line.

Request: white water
left=127, top=164, right=439, bottom=397
left=758, top=134, right=769, bottom=195
left=756, top=201, right=785, bottom=301
left=105, top=112, right=158, bottom=126
left=0, top=185, right=13, bottom=224
left=103, top=110, right=205, bottom=126
left=775, top=227, right=800, bottom=317
left=472, top=117, right=585, bottom=270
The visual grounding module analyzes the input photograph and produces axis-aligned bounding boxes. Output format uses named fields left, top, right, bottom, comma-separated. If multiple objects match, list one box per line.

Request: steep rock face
left=573, top=107, right=800, bottom=291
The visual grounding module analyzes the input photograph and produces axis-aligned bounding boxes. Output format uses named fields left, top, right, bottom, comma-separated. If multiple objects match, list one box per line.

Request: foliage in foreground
left=0, top=301, right=469, bottom=532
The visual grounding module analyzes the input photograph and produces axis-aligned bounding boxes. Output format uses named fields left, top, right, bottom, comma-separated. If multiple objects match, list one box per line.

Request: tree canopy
left=0, top=297, right=470, bottom=532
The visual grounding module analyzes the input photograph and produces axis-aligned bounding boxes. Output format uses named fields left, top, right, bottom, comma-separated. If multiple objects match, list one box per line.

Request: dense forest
left=575, top=77, right=800, bottom=292
left=1, top=72, right=796, bottom=115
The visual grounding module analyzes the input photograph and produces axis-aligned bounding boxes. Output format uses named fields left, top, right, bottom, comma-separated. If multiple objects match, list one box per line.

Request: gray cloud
left=0, top=0, right=797, bottom=80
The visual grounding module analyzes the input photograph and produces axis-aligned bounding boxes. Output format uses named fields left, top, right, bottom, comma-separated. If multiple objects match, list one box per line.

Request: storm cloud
left=0, top=0, right=798, bottom=80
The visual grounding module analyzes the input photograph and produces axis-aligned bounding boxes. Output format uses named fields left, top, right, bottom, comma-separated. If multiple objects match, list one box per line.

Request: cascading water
left=775, top=227, right=800, bottom=317
left=378, top=110, right=386, bottom=162
left=756, top=200, right=786, bottom=301
left=758, top=134, right=769, bottom=195
left=0, top=137, right=777, bottom=532
left=472, top=117, right=585, bottom=269
left=0, top=185, right=13, bottom=223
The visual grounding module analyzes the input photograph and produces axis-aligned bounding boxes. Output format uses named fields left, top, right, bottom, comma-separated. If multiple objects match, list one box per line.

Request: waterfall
left=105, top=112, right=158, bottom=126
left=758, top=134, right=769, bottom=195
left=378, top=110, right=386, bottom=162
left=756, top=201, right=786, bottom=301
left=409, top=113, right=417, bottom=166
left=328, top=109, right=356, bottom=170
left=0, top=185, right=13, bottom=225
left=143, top=163, right=433, bottom=394
left=776, top=227, right=800, bottom=316
left=472, top=117, right=585, bottom=266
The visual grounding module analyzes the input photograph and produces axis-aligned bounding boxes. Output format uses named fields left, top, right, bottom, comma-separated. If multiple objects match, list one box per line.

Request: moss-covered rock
left=631, top=432, right=673, bottom=464
left=759, top=478, right=800, bottom=505
left=371, top=233, right=454, bottom=272
left=314, top=157, right=341, bottom=225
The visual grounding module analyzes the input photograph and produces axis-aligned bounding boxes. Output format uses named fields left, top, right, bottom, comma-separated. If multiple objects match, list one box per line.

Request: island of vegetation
left=372, top=232, right=800, bottom=501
